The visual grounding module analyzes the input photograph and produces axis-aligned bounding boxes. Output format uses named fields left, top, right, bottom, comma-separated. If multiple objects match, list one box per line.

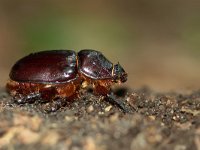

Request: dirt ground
left=0, top=86, right=200, bottom=150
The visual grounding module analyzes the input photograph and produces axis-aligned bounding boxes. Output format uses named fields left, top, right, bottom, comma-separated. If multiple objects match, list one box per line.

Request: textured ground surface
left=0, top=87, right=200, bottom=150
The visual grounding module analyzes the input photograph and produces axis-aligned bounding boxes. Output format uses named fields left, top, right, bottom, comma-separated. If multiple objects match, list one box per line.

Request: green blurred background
left=0, top=0, right=200, bottom=91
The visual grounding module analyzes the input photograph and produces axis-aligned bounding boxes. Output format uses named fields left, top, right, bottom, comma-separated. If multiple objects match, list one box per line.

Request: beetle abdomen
left=9, top=50, right=78, bottom=83
left=78, top=49, right=113, bottom=80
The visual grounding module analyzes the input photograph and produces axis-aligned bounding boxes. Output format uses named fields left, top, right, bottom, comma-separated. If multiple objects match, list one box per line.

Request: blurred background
left=0, top=0, right=200, bottom=92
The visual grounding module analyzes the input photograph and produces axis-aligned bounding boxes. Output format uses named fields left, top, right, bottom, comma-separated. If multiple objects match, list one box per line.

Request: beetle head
left=112, top=63, right=127, bottom=83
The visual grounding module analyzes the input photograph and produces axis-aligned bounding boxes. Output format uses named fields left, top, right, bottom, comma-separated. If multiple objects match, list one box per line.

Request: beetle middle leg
left=41, top=82, right=80, bottom=113
left=38, top=82, right=79, bottom=112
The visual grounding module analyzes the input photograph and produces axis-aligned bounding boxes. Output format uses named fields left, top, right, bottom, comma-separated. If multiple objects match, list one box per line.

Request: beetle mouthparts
left=120, top=72, right=128, bottom=83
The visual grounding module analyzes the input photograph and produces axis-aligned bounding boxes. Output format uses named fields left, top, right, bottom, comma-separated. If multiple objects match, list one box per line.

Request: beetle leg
left=41, top=85, right=80, bottom=113
left=93, top=80, right=112, bottom=96
left=7, top=81, right=41, bottom=104
left=106, top=93, right=133, bottom=113
left=13, top=93, right=41, bottom=104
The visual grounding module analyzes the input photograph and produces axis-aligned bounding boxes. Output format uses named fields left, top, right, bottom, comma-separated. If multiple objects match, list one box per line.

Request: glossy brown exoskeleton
left=7, top=49, right=128, bottom=112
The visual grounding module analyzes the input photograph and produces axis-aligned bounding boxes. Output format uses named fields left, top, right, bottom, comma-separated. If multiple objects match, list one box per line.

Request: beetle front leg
left=93, top=80, right=132, bottom=113
left=105, top=93, right=133, bottom=113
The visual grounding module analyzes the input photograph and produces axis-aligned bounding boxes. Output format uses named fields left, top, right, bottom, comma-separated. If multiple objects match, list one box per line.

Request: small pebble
left=87, top=105, right=94, bottom=113
left=105, top=105, right=112, bottom=112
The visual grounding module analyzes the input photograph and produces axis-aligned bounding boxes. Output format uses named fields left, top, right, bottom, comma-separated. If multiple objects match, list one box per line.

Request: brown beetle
left=7, top=49, right=128, bottom=112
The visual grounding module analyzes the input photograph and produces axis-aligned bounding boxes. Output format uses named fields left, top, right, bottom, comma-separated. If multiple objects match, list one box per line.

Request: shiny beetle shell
left=9, top=50, right=77, bottom=83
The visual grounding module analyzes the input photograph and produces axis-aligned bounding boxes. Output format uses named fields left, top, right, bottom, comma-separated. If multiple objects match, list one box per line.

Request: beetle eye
left=115, top=66, right=119, bottom=71
left=114, top=63, right=124, bottom=74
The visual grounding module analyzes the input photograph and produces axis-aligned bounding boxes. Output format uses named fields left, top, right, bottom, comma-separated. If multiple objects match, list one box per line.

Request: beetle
left=6, top=49, right=128, bottom=112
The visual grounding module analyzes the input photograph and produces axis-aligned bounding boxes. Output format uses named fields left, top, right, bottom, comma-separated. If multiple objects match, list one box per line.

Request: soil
left=0, top=86, right=200, bottom=150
